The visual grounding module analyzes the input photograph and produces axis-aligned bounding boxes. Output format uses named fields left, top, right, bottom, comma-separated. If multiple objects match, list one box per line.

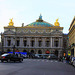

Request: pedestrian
left=66, top=55, right=70, bottom=64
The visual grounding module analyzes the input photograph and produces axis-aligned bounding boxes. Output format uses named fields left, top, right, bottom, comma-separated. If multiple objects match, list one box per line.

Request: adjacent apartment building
left=68, top=17, right=75, bottom=57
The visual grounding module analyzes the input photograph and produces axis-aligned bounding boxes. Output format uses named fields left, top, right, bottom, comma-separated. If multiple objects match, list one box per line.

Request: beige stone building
left=68, top=17, right=75, bottom=57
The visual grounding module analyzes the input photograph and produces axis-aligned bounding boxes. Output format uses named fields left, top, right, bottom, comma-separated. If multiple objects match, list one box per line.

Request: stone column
left=27, top=38, right=31, bottom=47
left=11, top=37, right=13, bottom=46
left=52, top=38, right=54, bottom=47
left=42, top=38, right=45, bottom=47
left=20, top=38, right=21, bottom=47
left=50, top=37, right=52, bottom=48
left=4, top=37, right=6, bottom=47
left=59, top=38, right=60, bottom=48
left=36, top=38, right=38, bottom=47
left=60, top=38, right=63, bottom=48
left=20, top=38, right=23, bottom=47
left=28, top=38, right=31, bottom=47
left=6, top=37, right=7, bottom=47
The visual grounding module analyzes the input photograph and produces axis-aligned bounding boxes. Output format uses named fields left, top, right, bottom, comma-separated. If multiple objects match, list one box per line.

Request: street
left=0, top=59, right=75, bottom=75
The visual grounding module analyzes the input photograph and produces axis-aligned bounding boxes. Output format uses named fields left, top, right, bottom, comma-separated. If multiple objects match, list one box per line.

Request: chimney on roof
left=22, top=23, right=24, bottom=27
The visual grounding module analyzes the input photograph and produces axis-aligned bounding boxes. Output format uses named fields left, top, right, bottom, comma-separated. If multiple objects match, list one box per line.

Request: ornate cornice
left=4, top=26, right=63, bottom=29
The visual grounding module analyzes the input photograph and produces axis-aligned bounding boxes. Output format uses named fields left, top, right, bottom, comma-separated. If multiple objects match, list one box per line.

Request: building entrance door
left=38, top=50, right=42, bottom=54
left=54, top=50, right=58, bottom=57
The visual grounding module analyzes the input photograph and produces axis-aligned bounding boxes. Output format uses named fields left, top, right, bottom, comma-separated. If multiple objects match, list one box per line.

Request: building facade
left=1, top=15, right=64, bottom=57
left=63, top=34, right=68, bottom=55
left=68, top=17, right=75, bottom=57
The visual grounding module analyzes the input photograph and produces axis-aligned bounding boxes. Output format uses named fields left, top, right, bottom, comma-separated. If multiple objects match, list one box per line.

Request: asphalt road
left=0, top=59, right=75, bottom=75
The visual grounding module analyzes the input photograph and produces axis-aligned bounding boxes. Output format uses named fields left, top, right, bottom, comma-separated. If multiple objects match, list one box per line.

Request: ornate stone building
left=68, top=17, right=75, bottom=57
left=2, top=15, right=64, bottom=57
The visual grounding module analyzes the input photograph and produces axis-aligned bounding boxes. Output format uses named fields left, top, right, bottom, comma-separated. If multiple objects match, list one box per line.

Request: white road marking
left=51, top=60, right=53, bottom=62
left=46, top=60, right=49, bottom=62
left=55, top=61, right=58, bottom=62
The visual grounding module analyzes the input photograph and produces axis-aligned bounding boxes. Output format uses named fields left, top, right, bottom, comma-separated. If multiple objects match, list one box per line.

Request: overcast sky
left=0, top=0, right=75, bottom=34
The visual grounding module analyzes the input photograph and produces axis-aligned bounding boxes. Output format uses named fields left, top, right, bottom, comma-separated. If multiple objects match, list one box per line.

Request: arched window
left=38, top=50, right=42, bottom=54
left=31, top=50, right=34, bottom=53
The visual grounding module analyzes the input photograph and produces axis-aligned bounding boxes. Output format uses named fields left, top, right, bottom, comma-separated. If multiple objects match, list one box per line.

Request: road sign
left=68, top=51, right=71, bottom=56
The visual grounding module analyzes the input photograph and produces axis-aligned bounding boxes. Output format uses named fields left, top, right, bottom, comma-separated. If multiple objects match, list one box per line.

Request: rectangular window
left=8, top=40, right=11, bottom=46
left=39, top=41, right=42, bottom=47
left=24, top=40, right=27, bottom=46
left=31, top=41, right=34, bottom=47
left=54, top=41, right=58, bottom=47
left=17, top=40, right=19, bottom=46
left=46, top=41, right=49, bottom=47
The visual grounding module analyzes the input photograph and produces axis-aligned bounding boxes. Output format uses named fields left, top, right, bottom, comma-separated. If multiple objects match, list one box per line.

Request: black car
left=0, top=53, right=23, bottom=62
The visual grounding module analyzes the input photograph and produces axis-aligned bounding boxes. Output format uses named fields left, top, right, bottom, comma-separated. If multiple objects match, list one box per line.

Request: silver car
left=72, top=57, right=75, bottom=66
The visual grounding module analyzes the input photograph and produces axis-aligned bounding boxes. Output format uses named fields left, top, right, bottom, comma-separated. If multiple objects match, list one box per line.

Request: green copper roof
left=26, top=15, right=54, bottom=27
left=27, top=22, right=53, bottom=27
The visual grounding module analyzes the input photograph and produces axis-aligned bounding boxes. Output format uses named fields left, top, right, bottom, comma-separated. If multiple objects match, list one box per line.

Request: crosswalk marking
left=25, top=59, right=59, bottom=63
left=46, top=60, right=49, bottom=62
left=55, top=61, right=58, bottom=62
left=51, top=60, right=53, bottom=62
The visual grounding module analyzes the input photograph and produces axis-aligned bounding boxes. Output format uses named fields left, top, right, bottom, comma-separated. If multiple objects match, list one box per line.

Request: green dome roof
left=26, top=14, right=54, bottom=27
left=27, top=22, right=53, bottom=27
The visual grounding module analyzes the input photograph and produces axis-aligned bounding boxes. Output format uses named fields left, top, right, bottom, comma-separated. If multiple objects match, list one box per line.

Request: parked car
left=34, top=54, right=50, bottom=59
left=34, top=54, right=41, bottom=59
left=73, top=60, right=75, bottom=66
left=0, top=53, right=23, bottom=62
left=20, top=54, right=28, bottom=59
left=70, top=57, right=75, bottom=66
left=47, top=54, right=58, bottom=60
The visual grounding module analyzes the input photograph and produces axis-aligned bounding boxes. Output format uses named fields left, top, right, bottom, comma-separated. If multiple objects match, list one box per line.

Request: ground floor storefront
left=3, top=47, right=63, bottom=57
